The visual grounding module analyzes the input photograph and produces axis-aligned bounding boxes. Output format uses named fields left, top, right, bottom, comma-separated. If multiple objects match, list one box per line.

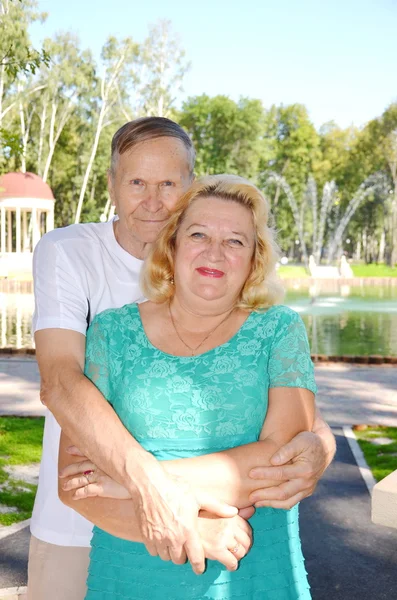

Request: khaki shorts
left=27, top=535, right=90, bottom=600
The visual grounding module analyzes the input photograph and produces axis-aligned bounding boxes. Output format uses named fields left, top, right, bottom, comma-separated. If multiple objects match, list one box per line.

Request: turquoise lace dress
left=84, top=303, right=317, bottom=600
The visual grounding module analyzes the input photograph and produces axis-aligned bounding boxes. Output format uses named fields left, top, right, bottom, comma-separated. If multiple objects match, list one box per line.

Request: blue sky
left=30, top=0, right=397, bottom=130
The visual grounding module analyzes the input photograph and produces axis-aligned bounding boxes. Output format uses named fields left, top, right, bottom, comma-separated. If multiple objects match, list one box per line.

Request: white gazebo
left=0, top=172, right=55, bottom=277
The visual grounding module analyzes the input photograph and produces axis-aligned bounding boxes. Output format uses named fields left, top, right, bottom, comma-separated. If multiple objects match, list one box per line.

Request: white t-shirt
left=30, top=218, right=144, bottom=547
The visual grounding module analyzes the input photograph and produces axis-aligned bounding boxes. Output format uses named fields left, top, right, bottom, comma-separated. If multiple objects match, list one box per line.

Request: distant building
left=0, top=172, right=55, bottom=277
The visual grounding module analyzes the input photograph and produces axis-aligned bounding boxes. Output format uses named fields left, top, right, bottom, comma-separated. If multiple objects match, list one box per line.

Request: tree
left=345, top=103, right=397, bottom=265
left=134, top=20, right=190, bottom=118
left=0, top=0, right=49, bottom=156
left=74, top=36, right=139, bottom=224
left=178, top=95, right=266, bottom=178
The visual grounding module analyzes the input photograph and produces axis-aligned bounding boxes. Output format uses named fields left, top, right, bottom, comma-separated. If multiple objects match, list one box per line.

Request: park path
left=1, top=356, right=396, bottom=424
left=0, top=357, right=397, bottom=598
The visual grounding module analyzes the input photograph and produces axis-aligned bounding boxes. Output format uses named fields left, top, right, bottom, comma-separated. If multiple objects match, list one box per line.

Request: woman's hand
left=59, top=459, right=130, bottom=500
left=197, top=511, right=253, bottom=571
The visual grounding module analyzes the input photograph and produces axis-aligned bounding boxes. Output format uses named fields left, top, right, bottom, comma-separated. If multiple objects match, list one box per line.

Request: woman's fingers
left=72, top=483, right=103, bottom=500
left=59, top=460, right=96, bottom=479
left=66, top=445, right=87, bottom=457
left=238, top=506, right=256, bottom=520
left=235, top=516, right=253, bottom=538
left=62, top=472, right=97, bottom=492
left=234, top=529, right=252, bottom=554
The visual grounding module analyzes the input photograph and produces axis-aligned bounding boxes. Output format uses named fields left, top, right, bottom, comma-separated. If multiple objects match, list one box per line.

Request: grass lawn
left=278, top=265, right=309, bottom=278
left=351, top=264, right=397, bottom=277
left=354, top=426, right=397, bottom=482
left=0, top=417, right=44, bottom=525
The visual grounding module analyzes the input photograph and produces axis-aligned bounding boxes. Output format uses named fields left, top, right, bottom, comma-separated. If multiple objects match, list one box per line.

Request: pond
left=1, top=282, right=397, bottom=356
left=286, top=283, right=397, bottom=357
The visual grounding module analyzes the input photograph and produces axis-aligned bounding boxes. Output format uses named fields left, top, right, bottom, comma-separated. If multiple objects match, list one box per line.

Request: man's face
left=108, top=137, right=193, bottom=247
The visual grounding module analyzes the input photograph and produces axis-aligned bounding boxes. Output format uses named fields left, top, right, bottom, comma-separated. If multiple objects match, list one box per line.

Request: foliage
left=178, top=95, right=266, bottom=178
left=0, top=3, right=397, bottom=264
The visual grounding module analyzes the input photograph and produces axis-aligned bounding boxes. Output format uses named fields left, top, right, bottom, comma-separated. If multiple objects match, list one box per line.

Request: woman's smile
left=196, top=267, right=225, bottom=278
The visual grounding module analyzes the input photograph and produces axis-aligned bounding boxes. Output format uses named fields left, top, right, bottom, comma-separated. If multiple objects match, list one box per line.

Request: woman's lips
left=196, top=267, right=225, bottom=278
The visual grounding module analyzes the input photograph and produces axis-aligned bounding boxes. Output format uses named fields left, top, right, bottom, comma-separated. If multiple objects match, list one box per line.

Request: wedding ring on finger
left=230, top=544, right=240, bottom=555
left=83, top=469, right=94, bottom=484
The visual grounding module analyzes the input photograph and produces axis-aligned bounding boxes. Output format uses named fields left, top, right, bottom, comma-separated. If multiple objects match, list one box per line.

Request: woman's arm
left=58, top=432, right=253, bottom=572
left=164, top=386, right=315, bottom=507
left=60, top=386, right=314, bottom=512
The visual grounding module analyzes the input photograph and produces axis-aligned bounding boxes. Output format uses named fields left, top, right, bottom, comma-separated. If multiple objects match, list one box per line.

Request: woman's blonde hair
left=141, top=174, right=285, bottom=310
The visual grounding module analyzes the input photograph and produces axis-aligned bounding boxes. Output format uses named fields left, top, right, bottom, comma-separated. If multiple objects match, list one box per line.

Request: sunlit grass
left=278, top=265, right=309, bottom=278
left=354, top=426, right=397, bottom=482
left=351, top=264, right=397, bottom=277
left=0, top=417, right=44, bottom=525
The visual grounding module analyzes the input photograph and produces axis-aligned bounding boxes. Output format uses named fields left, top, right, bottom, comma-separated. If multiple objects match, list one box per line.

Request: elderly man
left=28, top=117, right=335, bottom=600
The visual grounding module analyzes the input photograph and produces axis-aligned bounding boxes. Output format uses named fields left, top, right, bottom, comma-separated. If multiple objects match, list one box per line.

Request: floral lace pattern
left=84, top=303, right=316, bottom=600
left=85, top=304, right=316, bottom=447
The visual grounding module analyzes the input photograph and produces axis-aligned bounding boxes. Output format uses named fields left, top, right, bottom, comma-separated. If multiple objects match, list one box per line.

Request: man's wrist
left=122, top=445, right=165, bottom=497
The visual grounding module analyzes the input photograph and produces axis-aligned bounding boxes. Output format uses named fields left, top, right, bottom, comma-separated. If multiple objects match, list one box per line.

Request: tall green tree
left=178, top=94, right=266, bottom=178
left=0, top=0, right=48, bottom=157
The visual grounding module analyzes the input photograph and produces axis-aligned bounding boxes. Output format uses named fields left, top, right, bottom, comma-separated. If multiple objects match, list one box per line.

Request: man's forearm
left=45, top=364, right=163, bottom=493
left=313, top=408, right=336, bottom=465
left=59, top=438, right=282, bottom=532
left=61, top=494, right=144, bottom=542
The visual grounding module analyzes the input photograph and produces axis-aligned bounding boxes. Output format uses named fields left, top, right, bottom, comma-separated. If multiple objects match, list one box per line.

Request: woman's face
left=174, top=196, right=256, bottom=308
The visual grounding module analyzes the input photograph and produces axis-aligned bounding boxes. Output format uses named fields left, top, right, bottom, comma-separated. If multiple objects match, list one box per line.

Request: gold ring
left=231, top=544, right=240, bottom=554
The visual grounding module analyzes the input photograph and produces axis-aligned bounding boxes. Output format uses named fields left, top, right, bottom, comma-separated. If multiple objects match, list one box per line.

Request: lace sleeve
left=84, top=316, right=111, bottom=401
left=268, top=309, right=317, bottom=394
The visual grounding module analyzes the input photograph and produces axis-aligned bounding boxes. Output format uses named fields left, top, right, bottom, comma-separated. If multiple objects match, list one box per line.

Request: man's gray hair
left=110, top=117, right=195, bottom=176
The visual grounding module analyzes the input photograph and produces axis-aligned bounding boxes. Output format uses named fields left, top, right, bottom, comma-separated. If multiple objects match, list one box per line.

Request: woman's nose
left=204, top=240, right=224, bottom=261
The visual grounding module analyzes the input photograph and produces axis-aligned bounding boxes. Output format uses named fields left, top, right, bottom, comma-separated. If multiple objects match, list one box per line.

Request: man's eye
left=162, top=181, right=174, bottom=187
left=131, top=179, right=143, bottom=185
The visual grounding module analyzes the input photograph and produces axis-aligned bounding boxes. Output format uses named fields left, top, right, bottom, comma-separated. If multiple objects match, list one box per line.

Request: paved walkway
left=0, top=357, right=397, bottom=597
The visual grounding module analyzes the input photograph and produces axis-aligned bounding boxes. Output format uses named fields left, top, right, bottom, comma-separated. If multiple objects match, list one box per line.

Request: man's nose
left=142, top=185, right=163, bottom=212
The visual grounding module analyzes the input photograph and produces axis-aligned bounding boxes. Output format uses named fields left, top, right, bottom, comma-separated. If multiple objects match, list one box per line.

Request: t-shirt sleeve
left=268, top=309, right=317, bottom=394
left=32, top=233, right=88, bottom=335
left=84, top=315, right=111, bottom=401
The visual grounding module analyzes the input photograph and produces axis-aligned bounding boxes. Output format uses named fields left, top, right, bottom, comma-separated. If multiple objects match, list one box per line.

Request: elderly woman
left=59, top=175, right=316, bottom=599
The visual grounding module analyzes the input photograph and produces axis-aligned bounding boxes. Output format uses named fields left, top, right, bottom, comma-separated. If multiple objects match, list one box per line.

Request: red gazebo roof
left=0, top=172, right=54, bottom=200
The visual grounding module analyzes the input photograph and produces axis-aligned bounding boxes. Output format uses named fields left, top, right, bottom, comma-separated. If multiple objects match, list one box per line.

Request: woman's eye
left=190, top=232, right=206, bottom=239
left=228, top=238, right=244, bottom=246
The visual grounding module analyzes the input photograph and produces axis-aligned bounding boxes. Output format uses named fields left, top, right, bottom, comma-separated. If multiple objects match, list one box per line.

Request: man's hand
left=132, top=468, right=238, bottom=573
left=198, top=511, right=253, bottom=571
left=248, top=430, right=335, bottom=509
left=61, top=445, right=238, bottom=574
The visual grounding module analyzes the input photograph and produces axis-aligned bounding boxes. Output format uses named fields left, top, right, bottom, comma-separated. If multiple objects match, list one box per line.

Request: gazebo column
left=46, top=207, right=54, bottom=232
left=32, top=207, right=39, bottom=248
left=0, top=206, right=5, bottom=254
left=22, top=210, right=28, bottom=251
left=7, top=209, right=12, bottom=252
left=16, top=206, right=21, bottom=253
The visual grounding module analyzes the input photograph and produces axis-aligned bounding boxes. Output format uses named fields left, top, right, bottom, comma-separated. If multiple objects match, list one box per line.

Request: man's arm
left=247, top=407, right=336, bottom=509
left=59, top=387, right=315, bottom=524
left=36, top=328, right=235, bottom=574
